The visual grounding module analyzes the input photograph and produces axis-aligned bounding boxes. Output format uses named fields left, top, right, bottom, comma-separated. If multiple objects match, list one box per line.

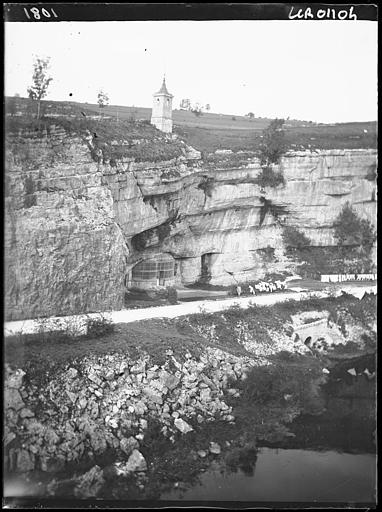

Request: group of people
left=236, top=279, right=286, bottom=297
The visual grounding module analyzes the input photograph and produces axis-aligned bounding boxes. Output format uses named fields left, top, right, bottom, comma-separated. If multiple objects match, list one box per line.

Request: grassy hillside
left=5, top=96, right=377, bottom=154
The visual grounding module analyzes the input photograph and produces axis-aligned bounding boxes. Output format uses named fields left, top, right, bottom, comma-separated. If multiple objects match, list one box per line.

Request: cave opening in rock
left=304, top=336, right=312, bottom=346
left=200, top=253, right=219, bottom=283
left=130, top=253, right=175, bottom=289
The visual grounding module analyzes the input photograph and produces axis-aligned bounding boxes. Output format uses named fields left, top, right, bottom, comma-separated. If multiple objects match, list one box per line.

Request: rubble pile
left=4, top=346, right=255, bottom=492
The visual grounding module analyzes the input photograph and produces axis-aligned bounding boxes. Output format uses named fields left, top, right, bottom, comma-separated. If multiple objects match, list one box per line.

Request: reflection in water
left=162, top=448, right=376, bottom=503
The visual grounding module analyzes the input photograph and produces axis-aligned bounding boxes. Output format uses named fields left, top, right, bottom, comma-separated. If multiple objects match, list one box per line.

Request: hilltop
left=5, top=97, right=377, bottom=155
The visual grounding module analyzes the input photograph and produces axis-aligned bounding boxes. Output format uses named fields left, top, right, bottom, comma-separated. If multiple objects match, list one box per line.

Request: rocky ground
left=4, top=294, right=376, bottom=500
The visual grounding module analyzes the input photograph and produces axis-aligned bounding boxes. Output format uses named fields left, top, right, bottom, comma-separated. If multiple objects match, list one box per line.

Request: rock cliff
left=5, top=125, right=377, bottom=320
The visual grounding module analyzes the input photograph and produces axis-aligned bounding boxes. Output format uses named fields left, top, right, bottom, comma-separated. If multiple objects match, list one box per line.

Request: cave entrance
left=130, top=253, right=175, bottom=289
left=201, top=253, right=218, bottom=282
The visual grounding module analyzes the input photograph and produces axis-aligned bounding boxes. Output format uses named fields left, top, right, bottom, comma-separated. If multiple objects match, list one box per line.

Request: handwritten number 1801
left=24, top=7, right=58, bottom=20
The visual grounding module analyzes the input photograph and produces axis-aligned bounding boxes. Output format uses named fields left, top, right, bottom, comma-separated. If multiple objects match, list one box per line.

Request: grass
left=5, top=99, right=184, bottom=164
left=175, top=121, right=377, bottom=154
left=6, top=97, right=377, bottom=154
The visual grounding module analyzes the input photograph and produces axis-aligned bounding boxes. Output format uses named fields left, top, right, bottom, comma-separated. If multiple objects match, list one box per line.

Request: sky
left=4, top=20, right=378, bottom=123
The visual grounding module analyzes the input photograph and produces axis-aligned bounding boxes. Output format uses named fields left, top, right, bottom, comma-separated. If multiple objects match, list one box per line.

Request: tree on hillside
left=334, top=203, right=376, bottom=253
left=191, top=103, right=203, bottom=117
left=282, top=226, right=311, bottom=250
left=258, top=118, right=289, bottom=166
left=180, top=98, right=191, bottom=110
left=97, top=90, right=109, bottom=108
left=205, top=104, right=211, bottom=112
left=246, top=112, right=255, bottom=119
left=27, top=56, right=53, bottom=120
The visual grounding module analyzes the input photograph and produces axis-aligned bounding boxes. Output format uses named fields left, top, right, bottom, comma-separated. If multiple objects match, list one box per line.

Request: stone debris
left=124, top=450, right=147, bottom=472
left=209, top=442, right=221, bottom=455
left=67, top=367, right=78, bottom=380
left=5, top=388, right=25, bottom=411
left=174, top=418, right=193, bottom=434
left=347, top=368, right=357, bottom=377
left=120, top=436, right=139, bottom=457
left=7, top=369, right=26, bottom=389
left=19, top=407, right=35, bottom=419
left=16, top=449, right=35, bottom=472
left=74, top=465, right=105, bottom=498
left=197, top=450, right=207, bottom=458
left=364, top=368, right=375, bottom=380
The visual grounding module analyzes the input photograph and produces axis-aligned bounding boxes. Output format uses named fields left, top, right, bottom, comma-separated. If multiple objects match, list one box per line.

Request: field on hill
left=5, top=97, right=377, bottom=154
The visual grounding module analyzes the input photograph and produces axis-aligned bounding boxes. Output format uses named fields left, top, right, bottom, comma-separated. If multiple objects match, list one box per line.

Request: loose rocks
left=125, top=450, right=147, bottom=472
left=174, top=418, right=193, bottom=434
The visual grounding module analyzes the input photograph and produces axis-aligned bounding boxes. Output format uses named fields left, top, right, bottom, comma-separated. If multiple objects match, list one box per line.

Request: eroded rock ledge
left=5, top=125, right=377, bottom=320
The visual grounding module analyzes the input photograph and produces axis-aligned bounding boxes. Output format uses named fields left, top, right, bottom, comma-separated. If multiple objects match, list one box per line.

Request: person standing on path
left=236, top=285, right=242, bottom=297
left=248, top=285, right=256, bottom=295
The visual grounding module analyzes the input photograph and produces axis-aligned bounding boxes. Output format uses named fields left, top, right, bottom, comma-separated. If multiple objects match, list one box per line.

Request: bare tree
left=27, top=57, right=53, bottom=119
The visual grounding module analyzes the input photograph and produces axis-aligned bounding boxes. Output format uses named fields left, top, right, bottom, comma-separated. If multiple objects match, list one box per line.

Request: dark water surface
left=162, top=357, right=376, bottom=504
left=161, top=448, right=376, bottom=502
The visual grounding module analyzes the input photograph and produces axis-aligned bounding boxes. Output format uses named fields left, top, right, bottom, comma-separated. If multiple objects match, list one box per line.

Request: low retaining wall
left=321, top=273, right=377, bottom=283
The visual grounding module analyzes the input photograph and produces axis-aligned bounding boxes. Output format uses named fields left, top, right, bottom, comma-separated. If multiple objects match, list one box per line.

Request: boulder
left=19, top=407, right=35, bottom=419
left=16, top=449, right=35, bottom=472
left=125, top=450, right=147, bottom=472
left=120, top=436, right=139, bottom=457
left=4, top=430, right=16, bottom=446
left=134, top=401, right=148, bottom=415
left=143, top=387, right=163, bottom=405
left=7, top=369, right=26, bottom=389
left=209, top=442, right=221, bottom=455
left=88, top=372, right=102, bottom=387
left=66, top=367, right=78, bottom=380
left=4, top=388, right=25, bottom=411
left=89, top=430, right=107, bottom=454
left=174, top=418, right=193, bottom=434
left=74, top=465, right=105, bottom=498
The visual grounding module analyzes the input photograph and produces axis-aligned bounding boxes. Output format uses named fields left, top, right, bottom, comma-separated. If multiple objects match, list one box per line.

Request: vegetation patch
left=255, top=166, right=285, bottom=188
left=282, top=216, right=375, bottom=278
left=197, top=176, right=215, bottom=198
left=258, top=119, right=289, bottom=166
left=334, top=202, right=376, bottom=256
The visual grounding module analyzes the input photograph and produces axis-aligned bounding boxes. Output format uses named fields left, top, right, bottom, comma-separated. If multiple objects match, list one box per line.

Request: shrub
left=257, top=246, right=276, bottom=263
left=365, top=162, right=377, bottom=181
left=197, top=176, right=215, bottom=198
left=282, top=226, right=311, bottom=250
left=255, top=166, right=285, bottom=188
left=334, top=202, right=376, bottom=253
left=86, top=314, right=114, bottom=337
left=258, top=118, right=289, bottom=166
left=166, top=286, right=178, bottom=304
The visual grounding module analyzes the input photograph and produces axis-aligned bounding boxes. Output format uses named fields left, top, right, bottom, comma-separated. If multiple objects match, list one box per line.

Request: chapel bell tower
left=151, top=76, right=173, bottom=133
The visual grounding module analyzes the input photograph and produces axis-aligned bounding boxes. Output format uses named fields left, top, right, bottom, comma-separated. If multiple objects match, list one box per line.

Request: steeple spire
left=157, top=76, right=170, bottom=95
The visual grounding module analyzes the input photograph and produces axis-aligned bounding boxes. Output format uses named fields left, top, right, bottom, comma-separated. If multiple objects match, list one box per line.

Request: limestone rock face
left=5, top=126, right=377, bottom=320
left=5, top=130, right=129, bottom=320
